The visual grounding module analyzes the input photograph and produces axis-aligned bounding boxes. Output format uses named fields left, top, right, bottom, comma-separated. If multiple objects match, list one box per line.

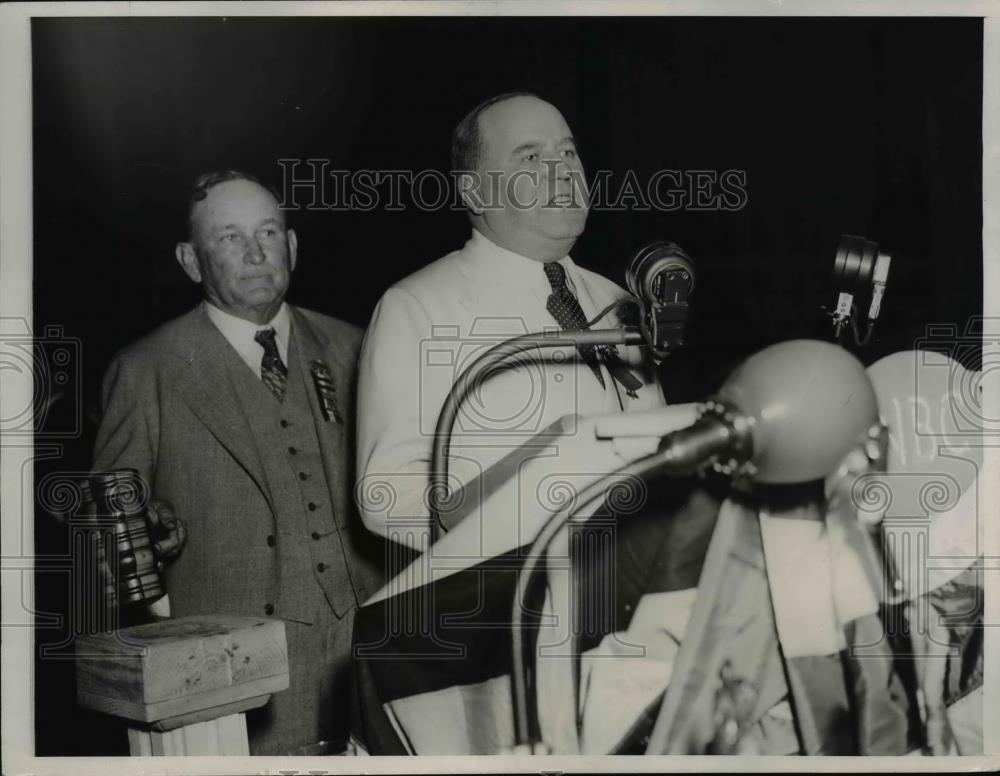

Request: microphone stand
left=507, top=448, right=677, bottom=752
left=505, top=401, right=756, bottom=751
left=428, top=328, right=645, bottom=536
left=422, top=313, right=691, bottom=750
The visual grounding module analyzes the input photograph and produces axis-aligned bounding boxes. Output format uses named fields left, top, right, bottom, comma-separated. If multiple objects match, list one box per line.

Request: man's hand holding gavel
left=146, top=499, right=188, bottom=567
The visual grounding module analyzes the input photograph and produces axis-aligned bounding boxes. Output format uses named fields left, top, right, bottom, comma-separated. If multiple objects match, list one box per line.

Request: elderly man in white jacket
left=356, top=92, right=665, bottom=551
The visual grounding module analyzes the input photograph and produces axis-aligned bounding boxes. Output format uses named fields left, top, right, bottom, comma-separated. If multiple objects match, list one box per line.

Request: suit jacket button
left=288, top=446, right=298, bottom=455
left=316, top=562, right=326, bottom=573
left=298, top=472, right=309, bottom=481
left=308, top=502, right=318, bottom=511
left=280, top=420, right=290, bottom=428
left=264, top=603, right=274, bottom=615
left=266, top=534, right=276, bottom=547
left=311, top=531, right=321, bottom=541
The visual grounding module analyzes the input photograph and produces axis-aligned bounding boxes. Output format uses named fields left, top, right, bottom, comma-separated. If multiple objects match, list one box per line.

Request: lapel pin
left=309, top=360, right=343, bottom=424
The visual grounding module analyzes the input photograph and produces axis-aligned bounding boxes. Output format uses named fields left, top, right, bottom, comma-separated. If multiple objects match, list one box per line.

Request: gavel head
left=87, top=469, right=165, bottom=608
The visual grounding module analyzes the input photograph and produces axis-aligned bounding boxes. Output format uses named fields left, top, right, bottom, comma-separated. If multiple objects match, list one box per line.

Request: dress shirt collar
left=203, top=301, right=291, bottom=378
left=465, top=227, right=580, bottom=298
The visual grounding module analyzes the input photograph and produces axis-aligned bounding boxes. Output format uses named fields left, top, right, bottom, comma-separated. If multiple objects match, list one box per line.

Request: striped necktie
left=254, top=327, right=287, bottom=402
left=543, top=261, right=606, bottom=389
left=543, top=262, right=644, bottom=398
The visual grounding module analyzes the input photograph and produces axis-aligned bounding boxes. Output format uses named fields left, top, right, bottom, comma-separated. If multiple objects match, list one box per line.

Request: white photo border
left=2, top=2, right=998, bottom=774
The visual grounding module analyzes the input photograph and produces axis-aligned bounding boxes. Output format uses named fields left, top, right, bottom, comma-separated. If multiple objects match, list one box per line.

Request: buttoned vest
left=225, top=331, right=358, bottom=621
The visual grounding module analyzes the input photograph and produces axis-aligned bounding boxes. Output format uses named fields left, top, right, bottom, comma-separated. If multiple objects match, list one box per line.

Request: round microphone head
left=717, top=339, right=878, bottom=484
left=626, top=240, right=695, bottom=303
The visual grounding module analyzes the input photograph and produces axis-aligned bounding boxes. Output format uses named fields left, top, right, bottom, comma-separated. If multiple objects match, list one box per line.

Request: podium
left=76, top=615, right=289, bottom=755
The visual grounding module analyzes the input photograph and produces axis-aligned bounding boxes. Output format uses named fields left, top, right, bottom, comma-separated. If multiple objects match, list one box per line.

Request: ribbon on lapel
left=310, top=359, right=343, bottom=424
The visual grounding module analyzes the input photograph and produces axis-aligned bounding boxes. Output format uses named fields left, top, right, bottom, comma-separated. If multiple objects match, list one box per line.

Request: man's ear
left=175, top=242, right=203, bottom=284
left=458, top=172, right=485, bottom=215
left=287, top=228, right=298, bottom=272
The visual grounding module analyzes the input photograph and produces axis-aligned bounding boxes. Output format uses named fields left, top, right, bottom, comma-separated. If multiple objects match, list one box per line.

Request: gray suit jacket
left=94, top=304, right=383, bottom=624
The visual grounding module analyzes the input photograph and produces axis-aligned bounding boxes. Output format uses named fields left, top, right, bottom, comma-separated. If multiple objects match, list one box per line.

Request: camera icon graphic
left=913, top=317, right=995, bottom=437
left=418, top=316, right=579, bottom=438
left=0, top=320, right=82, bottom=439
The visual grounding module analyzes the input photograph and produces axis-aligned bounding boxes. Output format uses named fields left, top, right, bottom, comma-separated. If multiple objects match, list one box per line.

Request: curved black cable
left=850, top=304, right=875, bottom=346
left=586, top=298, right=637, bottom=329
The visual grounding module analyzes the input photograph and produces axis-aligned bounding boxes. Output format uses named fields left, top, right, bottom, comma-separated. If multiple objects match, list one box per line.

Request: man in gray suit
left=93, top=170, right=382, bottom=755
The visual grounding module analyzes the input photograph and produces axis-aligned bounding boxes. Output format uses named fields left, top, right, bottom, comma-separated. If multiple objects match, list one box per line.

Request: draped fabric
left=351, top=479, right=983, bottom=755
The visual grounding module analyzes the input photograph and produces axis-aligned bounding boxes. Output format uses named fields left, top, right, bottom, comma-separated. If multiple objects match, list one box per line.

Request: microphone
left=625, top=240, right=695, bottom=358
left=655, top=339, right=879, bottom=483
left=827, top=234, right=892, bottom=345
left=508, top=339, right=881, bottom=751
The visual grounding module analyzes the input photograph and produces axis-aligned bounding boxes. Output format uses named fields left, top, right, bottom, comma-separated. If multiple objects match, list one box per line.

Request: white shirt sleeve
left=356, top=287, right=440, bottom=550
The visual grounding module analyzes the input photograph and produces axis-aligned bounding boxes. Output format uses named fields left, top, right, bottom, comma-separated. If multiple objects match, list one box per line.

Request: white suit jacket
left=356, top=229, right=665, bottom=548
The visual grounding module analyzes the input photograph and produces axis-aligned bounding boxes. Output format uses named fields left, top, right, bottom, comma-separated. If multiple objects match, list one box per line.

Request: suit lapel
left=289, top=307, right=349, bottom=524
left=166, top=306, right=276, bottom=514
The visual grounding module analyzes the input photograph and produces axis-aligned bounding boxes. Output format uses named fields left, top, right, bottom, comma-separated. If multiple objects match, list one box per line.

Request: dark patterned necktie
left=254, top=328, right=287, bottom=402
left=543, top=261, right=606, bottom=389
left=543, top=262, right=644, bottom=398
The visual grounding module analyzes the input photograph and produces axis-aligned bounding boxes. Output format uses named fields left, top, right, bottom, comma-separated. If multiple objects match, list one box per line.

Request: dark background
left=31, top=16, right=982, bottom=755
